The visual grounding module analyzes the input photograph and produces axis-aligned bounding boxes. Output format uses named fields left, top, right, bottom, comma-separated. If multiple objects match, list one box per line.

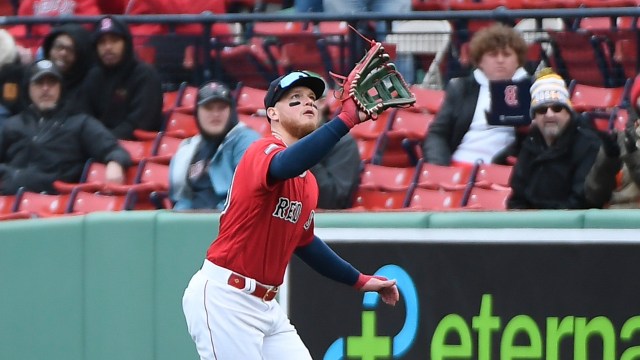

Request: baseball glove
left=330, top=27, right=416, bottom=120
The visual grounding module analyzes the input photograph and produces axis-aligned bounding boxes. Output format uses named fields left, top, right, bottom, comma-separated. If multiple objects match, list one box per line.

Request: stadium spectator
left=42, top=24, right=94, bottom=113
left=422, top=24, right=529, bottom=167
left=0, top=29, right=27, bottom=123
left=169, top=81, right=260, bottom=210
left=0, top=60, right=131, bottom=195
left=584, top=76, right=640, bottom=208
left=311, top=95, right=361, bottom=209
left=507, top=68, right=601, bottom=209
left=80, top=16, right=163, bottom=140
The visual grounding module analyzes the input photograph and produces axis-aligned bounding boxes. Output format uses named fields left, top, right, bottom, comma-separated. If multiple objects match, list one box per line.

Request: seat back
left=239, top=113, right=271, bottom=137
left=416, top=162, right=472, bottom=190
left=406, top=188, right=465, bottom=210
left=350, top=188, right=408, bottom=210
left=164, top=111, right=198, bottom=138
left=68, top=190, right=131, bottom=214
left=471, top=163, right=514, bottom=190
left=236, top=86, right=269, bottom=115
left=464, top=187, right=512, bottom=210
left=359, top=163, right=417, bottom=192
left=16, top=191, right=70, bottom=217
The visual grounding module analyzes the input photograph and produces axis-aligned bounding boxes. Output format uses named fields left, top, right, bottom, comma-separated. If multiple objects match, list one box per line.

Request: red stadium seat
left=350, top=188, right=408, bottom=210
left=409, top=85, right=445, bottom=114
left=568, top=80, right=630, bottom=113
left=350, top=111, right=393, bottom=141
left=415, top=162, right=472, bottom=191
left=67, top=190, right=132, bottom=214
left=471, top=162, right=514, bottom=190
left=464, top=187, right=512, bottom=210
left=239, top=113, right=272, bottom=138
left=236, top=86, right=269, bottom=115
left=164, top=111, right=198, bottom=139
left=406, top=188, right=465, bottom=210
left=15, top=190, right=72, bottom=218
left=359, top=163, right=417, bottom=192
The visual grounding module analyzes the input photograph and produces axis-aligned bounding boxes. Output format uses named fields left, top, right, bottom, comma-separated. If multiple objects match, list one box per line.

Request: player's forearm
left=269, top=118, right=350, bottom=180
left=294, top=235, right=360, bottom=286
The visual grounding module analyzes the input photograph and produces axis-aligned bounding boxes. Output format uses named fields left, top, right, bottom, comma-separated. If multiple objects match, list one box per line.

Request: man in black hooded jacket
left=42, top=23, right=94, bottom=113
left=0, top=60, right=132, bottom=195
left=80, top=16, right=163, bottom=140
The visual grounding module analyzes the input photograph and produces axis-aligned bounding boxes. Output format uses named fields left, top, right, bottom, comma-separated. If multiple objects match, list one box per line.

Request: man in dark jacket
left=0, top=60, right=132, bottom=195
left=507, top=69, right=601, bottom=209
left=311, top=94, right=361, bottom=209
left=42, top=23, right=94, bottom=113
left=80, top=16, right=163, bottom=139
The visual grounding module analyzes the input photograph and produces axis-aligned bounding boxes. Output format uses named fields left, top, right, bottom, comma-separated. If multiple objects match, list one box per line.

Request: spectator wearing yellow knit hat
left=584, top=74, right=640, bottom=208
left=508, top=68, right=602, bottom=209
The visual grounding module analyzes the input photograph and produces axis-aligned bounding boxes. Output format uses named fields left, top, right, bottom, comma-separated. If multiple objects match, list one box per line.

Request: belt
left=227, top=273, right=279, bottom=302
left=201, top=260, right=279, bottom=302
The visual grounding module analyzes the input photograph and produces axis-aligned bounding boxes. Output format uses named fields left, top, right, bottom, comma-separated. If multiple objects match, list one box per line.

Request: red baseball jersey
left=206, top=137, right=318, bottom=286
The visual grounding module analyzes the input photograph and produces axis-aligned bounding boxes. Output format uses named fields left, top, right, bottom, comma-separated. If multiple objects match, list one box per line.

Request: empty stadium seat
left=236, top=85, right=269, bottom=115
left=406, top=187, right=465, bottom=210
left=415, top=161, right=472, bottom=190
left=15, top=189, right=72, bottom=218
left=239, top=113, right=271, bottom=137
left=359, top=163, right=417, bottom=192
left=568, top=79, right=630, bottom=113
left=463, top=187, right=512, bottom=210
left=350, top=188, right=409, bottom=210
left=409, top=85, right=445, bottom=114
left=164, top=111, right=198, bottom=138
left=67, top=190, right=132, bottom=214
left=471, top=162, right=514, bottom=190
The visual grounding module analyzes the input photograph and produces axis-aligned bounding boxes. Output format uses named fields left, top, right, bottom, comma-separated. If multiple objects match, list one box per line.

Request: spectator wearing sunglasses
left=584, top=75, right=640, bottom=208
left=507, top=68, right=601, bottom=209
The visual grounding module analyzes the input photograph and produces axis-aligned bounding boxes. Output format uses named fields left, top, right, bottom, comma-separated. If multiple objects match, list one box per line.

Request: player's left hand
left=358, top=275, right=400, bottom=306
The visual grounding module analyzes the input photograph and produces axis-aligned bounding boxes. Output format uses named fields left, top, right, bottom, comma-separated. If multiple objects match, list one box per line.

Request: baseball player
left=182, top=70, right=400, bottom=359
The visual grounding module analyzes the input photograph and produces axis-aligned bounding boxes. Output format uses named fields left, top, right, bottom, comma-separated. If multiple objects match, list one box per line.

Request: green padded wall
left=154, top=211, right=219, bottom=360
left=2, top=209, right=640, bottom=359
left=0, top=217, right=84, bottom=360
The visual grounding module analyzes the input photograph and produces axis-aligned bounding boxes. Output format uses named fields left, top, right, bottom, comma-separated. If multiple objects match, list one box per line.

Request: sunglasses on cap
left=534, top=104, right=565, bottom=116
left=278, top=71, right=317, bottom=88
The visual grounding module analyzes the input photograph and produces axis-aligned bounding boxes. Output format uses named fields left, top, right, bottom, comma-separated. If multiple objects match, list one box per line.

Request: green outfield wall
left=0, top=210, right=639, bottom=360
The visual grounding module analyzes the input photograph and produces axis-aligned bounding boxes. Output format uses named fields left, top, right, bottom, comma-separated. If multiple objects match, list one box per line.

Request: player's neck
left=271, top=130, right=298, bottom=146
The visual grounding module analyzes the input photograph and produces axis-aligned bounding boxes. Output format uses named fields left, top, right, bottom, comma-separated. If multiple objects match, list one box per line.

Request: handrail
left=1, top=7, right=640, bottom=26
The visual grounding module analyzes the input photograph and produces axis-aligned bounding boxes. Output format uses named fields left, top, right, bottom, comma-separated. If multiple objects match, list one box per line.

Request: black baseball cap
left=264, top=71, right=325, bottom=110
left=197, top=81, right=232, bottom=106
left=28, top=59, right=62, bottom=83
left=94, top=16, right=128, bottom=40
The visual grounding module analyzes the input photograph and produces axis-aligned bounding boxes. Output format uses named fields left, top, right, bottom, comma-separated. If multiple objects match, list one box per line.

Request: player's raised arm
left=295, top=235, right=399, bottom=306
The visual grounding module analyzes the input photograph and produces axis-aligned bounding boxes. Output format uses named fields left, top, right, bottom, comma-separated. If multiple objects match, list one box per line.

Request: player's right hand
left=356, top=274, right=400, bottom=306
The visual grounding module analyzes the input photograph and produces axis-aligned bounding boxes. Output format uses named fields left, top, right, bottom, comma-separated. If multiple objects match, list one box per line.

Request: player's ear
left=267, top=106, right=279, bottom=121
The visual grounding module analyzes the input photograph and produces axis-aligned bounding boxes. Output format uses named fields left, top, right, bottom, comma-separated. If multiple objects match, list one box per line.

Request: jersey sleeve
left=244, top=138, right=287, bottom=191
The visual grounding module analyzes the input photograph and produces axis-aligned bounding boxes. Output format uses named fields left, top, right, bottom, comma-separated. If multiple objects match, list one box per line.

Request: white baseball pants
left=182, top=260, right=312, bottom=360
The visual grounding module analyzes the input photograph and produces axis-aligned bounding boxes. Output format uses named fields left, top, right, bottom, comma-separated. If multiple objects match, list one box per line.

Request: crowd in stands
left=0, top=0, right=640, bottom=219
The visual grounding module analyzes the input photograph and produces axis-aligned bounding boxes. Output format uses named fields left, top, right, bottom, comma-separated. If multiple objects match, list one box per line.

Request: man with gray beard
left=507, top=68, right=601, bottom=209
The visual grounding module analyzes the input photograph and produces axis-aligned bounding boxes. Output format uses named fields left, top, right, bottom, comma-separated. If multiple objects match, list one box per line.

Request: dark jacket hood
left=42, top=24, right=94, bottom=90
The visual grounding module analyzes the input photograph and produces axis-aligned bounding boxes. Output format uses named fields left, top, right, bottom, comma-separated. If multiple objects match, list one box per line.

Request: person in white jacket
left=169, top=81, right=260, bottom=210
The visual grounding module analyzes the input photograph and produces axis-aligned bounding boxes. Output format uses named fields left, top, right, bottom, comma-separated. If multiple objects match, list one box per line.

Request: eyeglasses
left=534, top=104, right=565, bottom=116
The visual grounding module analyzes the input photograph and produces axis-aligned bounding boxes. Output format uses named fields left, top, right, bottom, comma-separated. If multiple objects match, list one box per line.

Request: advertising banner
left=288, top=229, right=640, bottom=360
